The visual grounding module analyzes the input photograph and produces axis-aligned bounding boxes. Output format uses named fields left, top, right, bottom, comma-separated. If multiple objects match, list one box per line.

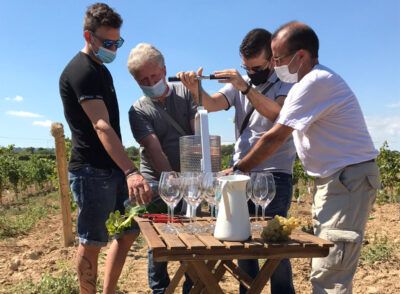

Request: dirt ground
left=0, top=196, right=399, bottom=294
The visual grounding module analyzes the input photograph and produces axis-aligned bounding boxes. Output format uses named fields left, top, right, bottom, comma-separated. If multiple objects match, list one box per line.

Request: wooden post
left=51, top=123, right=74, bottom=247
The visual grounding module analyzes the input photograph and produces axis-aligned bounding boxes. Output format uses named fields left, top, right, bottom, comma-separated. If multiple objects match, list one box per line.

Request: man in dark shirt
left=59, top=4, right=151, bottom=294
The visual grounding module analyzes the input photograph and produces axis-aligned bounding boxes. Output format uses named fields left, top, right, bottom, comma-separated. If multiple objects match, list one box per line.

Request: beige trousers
left=310, top=161, right=380, bottom=294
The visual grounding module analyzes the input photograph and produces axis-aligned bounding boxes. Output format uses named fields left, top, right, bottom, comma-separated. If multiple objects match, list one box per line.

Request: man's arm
left=81, top=99, right=151, bottom=204
left=235, top=123, right=294, bottom=172
left=177, top=67, right=229, bottom=112
left=139, top=134, right=173, bottom=173
left=214, top=69, right=282, bottom=122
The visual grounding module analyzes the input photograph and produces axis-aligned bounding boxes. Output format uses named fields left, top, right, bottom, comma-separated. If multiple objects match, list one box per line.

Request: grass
left=4, top=270, right=79, bottom=294
left=0, top=192, right=59, bottom=239
left=360, top=234, right=395, bottom=265
left=376, top=190, right=400, bottom=205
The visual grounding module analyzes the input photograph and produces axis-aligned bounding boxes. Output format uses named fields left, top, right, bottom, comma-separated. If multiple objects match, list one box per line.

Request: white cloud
left=365, top=116, right=400, bottom=150
left=4, top=95, right=24, bottom=102
left=32, top=120, right=52, bottom=127
left=6, top=110, right=43, bottom=118
left=385, top=101, right=400, bottom=108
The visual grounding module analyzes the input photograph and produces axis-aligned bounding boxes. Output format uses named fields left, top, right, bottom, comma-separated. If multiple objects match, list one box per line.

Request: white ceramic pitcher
left=214, top=174, right=251, bottom=241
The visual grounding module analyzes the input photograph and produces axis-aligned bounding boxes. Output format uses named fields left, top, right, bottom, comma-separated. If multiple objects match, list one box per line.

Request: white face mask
left=274, top=52, right=302, bottom=83
left=140, top=78, right=168, bottom=100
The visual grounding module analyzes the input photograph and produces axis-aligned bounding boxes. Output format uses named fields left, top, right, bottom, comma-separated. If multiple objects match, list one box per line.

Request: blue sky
left=0, top=0, right=399, bottom=150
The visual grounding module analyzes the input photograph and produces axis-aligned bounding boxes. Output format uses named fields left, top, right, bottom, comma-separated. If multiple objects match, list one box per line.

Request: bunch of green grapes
left=261, top=215, right=300, bottom=242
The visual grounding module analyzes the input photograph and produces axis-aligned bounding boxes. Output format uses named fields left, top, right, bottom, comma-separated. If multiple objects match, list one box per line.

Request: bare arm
left=81, top=99, right=151, bottom=204
left=214, top=69, right=282, bottom=122
left=235, top=123, right=294, bottom=172
left=82, top=99, right=134, bottom=172
left=139, top=134, right=173, bottom=173
left=177, top=67, right=229, bottom=112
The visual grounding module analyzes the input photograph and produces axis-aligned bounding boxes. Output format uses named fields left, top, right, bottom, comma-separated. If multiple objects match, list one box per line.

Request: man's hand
left=127, top=174, right=152, bottom=205
left=176, top=67, right=203, bottom=98
left=213, top=69, right=249, bottom=92
left=220, top=167, right=234, bottom=176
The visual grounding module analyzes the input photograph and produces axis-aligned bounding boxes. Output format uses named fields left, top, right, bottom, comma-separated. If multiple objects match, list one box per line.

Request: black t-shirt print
left=59, top=52, right=121, bottom=171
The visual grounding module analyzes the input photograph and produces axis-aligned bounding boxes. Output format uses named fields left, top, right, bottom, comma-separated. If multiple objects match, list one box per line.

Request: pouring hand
left=127, top=173, right=152, bottom=205
left=176, top=67, right=203, bottom=97
left=213, top=69, right=248, bottom=92
left=220, top=167, right=234, bottom=176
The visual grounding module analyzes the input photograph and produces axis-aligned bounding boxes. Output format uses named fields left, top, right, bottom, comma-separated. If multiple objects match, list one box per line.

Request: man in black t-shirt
left=59, top=3, right=151, bottom=293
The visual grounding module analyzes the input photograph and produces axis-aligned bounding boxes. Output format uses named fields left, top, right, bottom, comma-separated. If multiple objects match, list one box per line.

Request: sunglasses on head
left=91, top=32, right=124, bottom=49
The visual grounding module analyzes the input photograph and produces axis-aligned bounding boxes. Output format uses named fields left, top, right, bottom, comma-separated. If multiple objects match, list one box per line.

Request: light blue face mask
left=95, top=46, right=116, bottom=64
left=140, top=78, right=168, bottom=99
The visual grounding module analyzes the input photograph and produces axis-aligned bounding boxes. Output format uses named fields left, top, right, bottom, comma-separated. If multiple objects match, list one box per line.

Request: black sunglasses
left=91, top=32, right=124, bottom=49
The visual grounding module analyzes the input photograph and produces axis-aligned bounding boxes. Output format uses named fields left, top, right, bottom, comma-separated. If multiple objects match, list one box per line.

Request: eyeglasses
left=240, top=60, right=269, bottom=73
left=273, top=51, right=297, bottom=66
left=91, top=32, right=124, bottom=49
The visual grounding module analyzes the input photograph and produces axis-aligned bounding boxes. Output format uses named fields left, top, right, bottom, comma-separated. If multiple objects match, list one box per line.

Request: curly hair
left=83, top=3, right=123, bottom=32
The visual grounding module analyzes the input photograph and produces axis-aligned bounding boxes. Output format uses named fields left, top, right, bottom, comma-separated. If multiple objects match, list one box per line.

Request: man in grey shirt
left=177, top=28, right=296, bottom=294
left=127, top=43, right=195, bottom=294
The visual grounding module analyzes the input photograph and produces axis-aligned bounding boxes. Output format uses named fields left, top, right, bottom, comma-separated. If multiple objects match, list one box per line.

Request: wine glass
left=201, top=172, right=223, bottom=233
left=158, top=171, right=183, bottom=234
left=181, top=172, right=203, bottom=233
left=248, top=172, right=262, bottom=231
left=262, top=172, right=276, bottom=218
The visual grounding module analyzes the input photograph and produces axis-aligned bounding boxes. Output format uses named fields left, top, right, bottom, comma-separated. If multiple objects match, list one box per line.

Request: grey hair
left=127, top=43, right=165, bottom=75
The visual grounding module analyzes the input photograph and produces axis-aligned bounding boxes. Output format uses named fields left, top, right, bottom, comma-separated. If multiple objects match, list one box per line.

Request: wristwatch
left=232, top=162, right=241, bottom=172
left=241, top=82, right=252, bottom=95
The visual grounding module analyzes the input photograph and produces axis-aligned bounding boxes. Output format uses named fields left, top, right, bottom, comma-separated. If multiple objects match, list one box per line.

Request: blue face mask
left=140, top=78, right=168, bottom=99
left=95, top=46, right=116, bottom=64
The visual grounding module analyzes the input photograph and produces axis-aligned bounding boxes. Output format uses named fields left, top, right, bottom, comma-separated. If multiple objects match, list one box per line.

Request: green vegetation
left=106, top=205, right=147, bottom=237
left=376, top=141, right=400, bottom=203
left=360, top=234, right=396, bottom=265
left=6, top=270, right=79, bottom=294
left=1, top=141, right=399, bottom=206
left=0, top=145, right=56, bottom=202
left=0, top=192, right=59, bottom=239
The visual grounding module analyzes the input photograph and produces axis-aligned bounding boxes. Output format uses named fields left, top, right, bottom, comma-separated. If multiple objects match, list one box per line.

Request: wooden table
left=135, top=217, right=333, bottom=294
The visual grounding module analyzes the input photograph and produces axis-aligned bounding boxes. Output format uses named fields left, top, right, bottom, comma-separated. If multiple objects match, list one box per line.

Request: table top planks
left=134, top=216, right=333, bottom=262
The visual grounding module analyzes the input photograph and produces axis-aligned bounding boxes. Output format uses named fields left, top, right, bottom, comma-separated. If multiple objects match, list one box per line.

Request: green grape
left=261, top=215, right=300, bottom=242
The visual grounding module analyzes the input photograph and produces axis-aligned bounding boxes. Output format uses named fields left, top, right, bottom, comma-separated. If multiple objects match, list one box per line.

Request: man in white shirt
left=234, top=21, right=380, bottom=294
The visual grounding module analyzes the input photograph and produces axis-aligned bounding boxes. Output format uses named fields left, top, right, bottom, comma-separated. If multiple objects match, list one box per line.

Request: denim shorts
left=69, top=166, right=139, bottom=246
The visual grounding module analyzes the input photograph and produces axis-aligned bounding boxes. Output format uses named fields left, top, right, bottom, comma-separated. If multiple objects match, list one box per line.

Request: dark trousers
left=239, top=172, right=295, bottom=294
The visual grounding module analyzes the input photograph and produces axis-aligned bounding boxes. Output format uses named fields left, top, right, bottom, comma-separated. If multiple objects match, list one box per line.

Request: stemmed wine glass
left=201, top=172, right=223, bottom=233
left=251, top=173, right=268, bottom=230
left=158, top=171, right=183, bottom=234
left=181, top=172, right=203, bottom=233
left=247, top=172, right=263, bottom=231
left=262, top=172, right=276, bottom=218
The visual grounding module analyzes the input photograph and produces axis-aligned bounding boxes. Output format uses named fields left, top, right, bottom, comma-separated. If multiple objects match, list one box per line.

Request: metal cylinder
left=180, top=135, right=221, bottom=172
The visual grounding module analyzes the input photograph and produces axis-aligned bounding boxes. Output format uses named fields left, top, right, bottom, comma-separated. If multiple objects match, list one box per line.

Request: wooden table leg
left=165, top=262, right=189, bottom=294
left=188, top=260, right=224, bottom=294
left=247, top=259, right=281, bottom=294
left=223, top=260, right=254, bottom=290
left=190, top=260, right=219, bottom=294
